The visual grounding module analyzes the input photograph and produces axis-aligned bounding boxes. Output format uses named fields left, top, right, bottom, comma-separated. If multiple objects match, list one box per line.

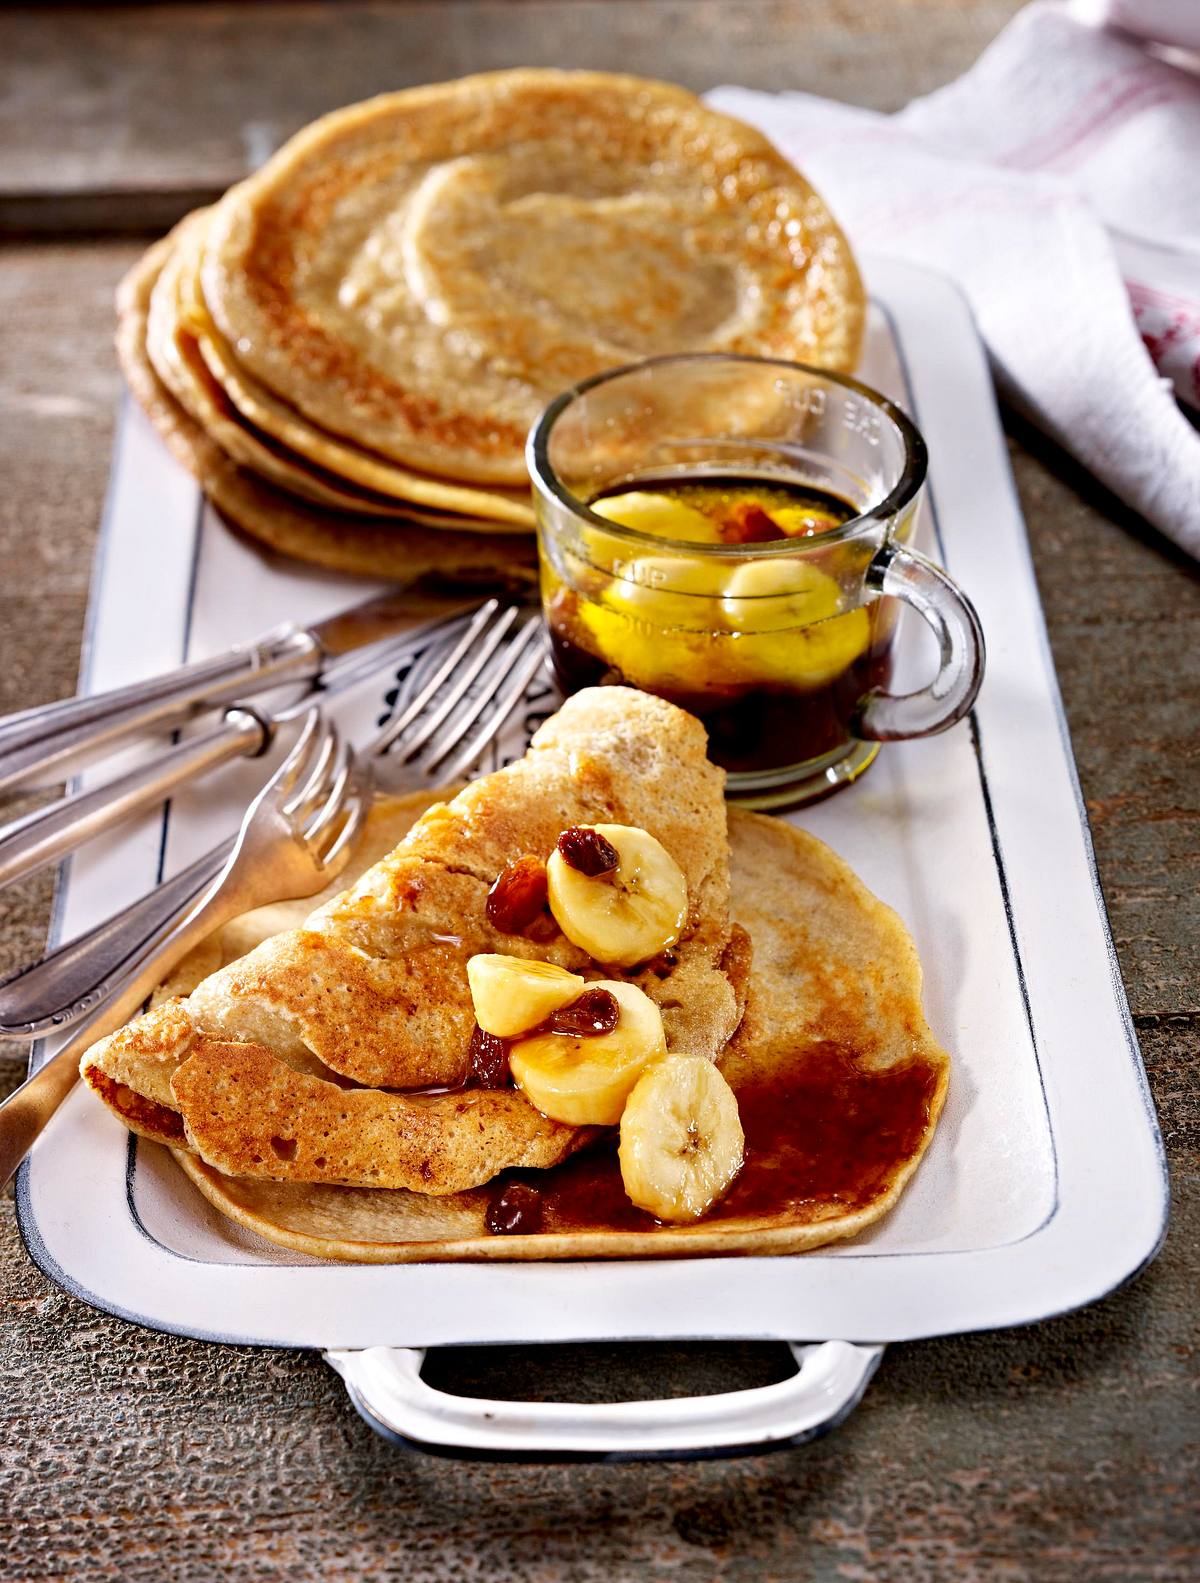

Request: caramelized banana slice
left=770, top=503, right=850, bottom=537
left=721, top=557, right=842, bottom=631
left=467, top=954, right=585, bottom=1038
left=590, top=490, right=716, bottom=542
left=605, top=554, right=728, bottom=629
left=509, top=980, right=666, bottom=1125
left=723, top=560, right=870, bottom=689
left=619, top=1054, right=744, bottom=1221
left=546, top=823, right=688, bottom=969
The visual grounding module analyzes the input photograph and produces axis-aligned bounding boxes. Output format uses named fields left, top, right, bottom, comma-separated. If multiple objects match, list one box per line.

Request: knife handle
left=0, top=625, right=321, bottom=797
left=0, top=709, right=267, bottom=898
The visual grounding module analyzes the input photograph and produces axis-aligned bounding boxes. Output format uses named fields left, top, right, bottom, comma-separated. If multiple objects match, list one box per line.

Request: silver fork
left=0, top=709, right=370, bottom=1186
left=0, top=614, right=475, bottom=899
left=0, top=598, right=548, bottom=1044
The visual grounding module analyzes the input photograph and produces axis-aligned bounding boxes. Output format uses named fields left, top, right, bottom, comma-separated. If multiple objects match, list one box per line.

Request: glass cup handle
left=855, top=542, right=985, bottom=741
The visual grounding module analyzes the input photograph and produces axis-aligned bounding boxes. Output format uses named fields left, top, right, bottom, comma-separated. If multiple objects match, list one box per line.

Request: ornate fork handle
left=0, top=710, right=371, bottom=1187
left=0, top=838, right=231, bottom=1040
left=0, top=818, right=281, bottom=1187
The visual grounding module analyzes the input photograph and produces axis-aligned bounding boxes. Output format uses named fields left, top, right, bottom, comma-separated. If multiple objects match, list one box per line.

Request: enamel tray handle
left=324, top=1341, right=883, bottom=1461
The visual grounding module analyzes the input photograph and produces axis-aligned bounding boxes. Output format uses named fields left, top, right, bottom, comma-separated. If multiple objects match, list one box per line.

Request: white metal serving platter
left=17, top=256, right=1167, bottom=1351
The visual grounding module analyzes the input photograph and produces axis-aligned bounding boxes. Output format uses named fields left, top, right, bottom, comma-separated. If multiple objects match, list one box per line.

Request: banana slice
left=721, top=557, right=842, bottom=632
left=578, top=596, right=717, bottom=695
left=619, top=1055, right=744, bottom=1221
left=722, top=559, right=870, bottom=689
left=508, top=980, right=666, bottom=1125
left=590, top=490, right=716, bottom=543
left=605, top=554, right=728, bottom=629
left=466, top=954, right=584, bottom=1039
left=546, top=823, right=688, bottom=969
left=729, top=608, right=871, bottom=690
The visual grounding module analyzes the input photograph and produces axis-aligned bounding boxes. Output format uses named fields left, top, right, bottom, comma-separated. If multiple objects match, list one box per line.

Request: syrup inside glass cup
left=542, top=474, right=900, bottom=780
left=528, top=354, right=984, bottom=810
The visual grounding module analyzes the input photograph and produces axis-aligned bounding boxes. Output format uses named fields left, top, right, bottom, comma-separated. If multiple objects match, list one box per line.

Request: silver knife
left=0, top=607, right=480, bottom=899
left=0, top=583, right=477, bottom=797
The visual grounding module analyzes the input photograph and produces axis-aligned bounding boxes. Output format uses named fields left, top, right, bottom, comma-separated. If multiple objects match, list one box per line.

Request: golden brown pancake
left=172, top=805, right=949, bottom=1260
left=202, top=70, right=865, bottom=486
left=146, top=211, right=390, bottom=515
left=148, top=213, right=523, bottom=524
left=81, top=689, right=743, bottom=1192
left=82, top=772, right=948, bottom=1259
left=116, top=236, right=538, bottom=582
left=174, top=214, right=535, bottom=530
left=83, top=794, right=436, bottom=1150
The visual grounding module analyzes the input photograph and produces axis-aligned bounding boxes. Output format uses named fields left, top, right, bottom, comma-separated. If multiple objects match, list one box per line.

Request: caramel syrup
left=548, top=620, right=895, bottom=775
left=488, top=1044, right=940, bottom=1234
left=87, top=1069, right=186, bottom=1143
left=545, top=473, right=898, bottom=775
left=593, top=476, right=856, bottom=542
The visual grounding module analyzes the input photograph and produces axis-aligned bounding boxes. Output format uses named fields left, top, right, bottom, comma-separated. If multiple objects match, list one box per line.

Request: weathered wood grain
left=0, top=3, right=1196, bottom=1577
left=1004, top=416, right=1200, bottom=1017
left=0, top=1017, right=1194, bottom=1583
left=0, top=241, right=142, bottom=1019
left=0, top=0, right=1026, bottom=230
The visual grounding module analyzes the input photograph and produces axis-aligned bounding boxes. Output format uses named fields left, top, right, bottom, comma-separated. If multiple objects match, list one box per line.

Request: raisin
left=717, top=502, right=786, bottom=544
left=468, top=1024, right=511, bottom=1089
left=485, top=1181, right=544, bottom=1236
left=557, top=825, right=619, bottom=877
left=487, top=854, right=549, bottom=934
left=547, top=986, right=620, bottom=1037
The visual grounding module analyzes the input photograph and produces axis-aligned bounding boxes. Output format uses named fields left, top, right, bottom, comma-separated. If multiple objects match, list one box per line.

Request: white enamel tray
left=16, top=257, right=1167, bottom=1459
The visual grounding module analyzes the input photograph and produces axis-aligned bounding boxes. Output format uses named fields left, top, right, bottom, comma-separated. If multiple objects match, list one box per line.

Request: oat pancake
left=117, top=236, right=537, bottom=582
left=147, top=211, right=495, bottom=521
left=82, top=777, right=948, bottom=1259
left=172, top=214, right=535, bottom=529
left=202, top=70, right=865, bottom=486
left=173, top=804, right=949, bottom=1260
left=81, top=689, right=743, bottom=1193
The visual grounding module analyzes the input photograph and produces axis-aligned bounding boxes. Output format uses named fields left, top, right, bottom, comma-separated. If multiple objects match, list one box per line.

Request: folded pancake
left=174, top=805, right=950, bottom=1260
left=116, top=236, right=538, bottom=582
left=202, top=69, right=865, bottom=486
left=80, top=796, right=432, bottom=1152
left=81, top=688, right=745, bottom=1192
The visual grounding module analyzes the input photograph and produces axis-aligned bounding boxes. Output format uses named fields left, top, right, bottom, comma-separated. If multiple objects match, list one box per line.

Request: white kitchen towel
left=709, top=0, right=1200, bottom=557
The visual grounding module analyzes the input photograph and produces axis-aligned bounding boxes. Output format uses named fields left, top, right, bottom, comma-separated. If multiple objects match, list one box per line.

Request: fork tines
left=276, top=711, right=371, bottom=870
left=373, top=598, right=546, bottom=784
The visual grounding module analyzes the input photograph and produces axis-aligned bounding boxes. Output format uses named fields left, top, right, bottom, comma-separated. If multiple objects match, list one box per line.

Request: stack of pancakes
left=116, top=69, right=864, bottom=580
left=81, top=688, right=949, bottom=1262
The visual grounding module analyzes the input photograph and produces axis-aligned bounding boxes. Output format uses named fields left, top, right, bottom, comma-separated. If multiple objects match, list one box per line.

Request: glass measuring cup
left=528, top=354, right=984, bottom=808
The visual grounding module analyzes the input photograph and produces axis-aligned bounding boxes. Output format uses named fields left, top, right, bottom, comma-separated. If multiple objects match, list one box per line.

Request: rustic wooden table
left=1, top=4, right=1196, bottom=1578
